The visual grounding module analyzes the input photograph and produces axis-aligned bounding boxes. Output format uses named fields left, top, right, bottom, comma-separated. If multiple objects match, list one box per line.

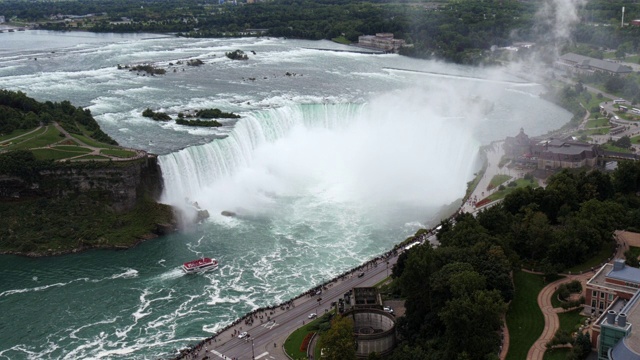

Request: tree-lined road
left=185, top=250, right=406, bottom=360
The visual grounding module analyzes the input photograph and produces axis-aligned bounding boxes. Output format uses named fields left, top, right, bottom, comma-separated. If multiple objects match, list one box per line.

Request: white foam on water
left=69, top=317, right=119, bottom=340
left=0, top=280, right=79, bottom=297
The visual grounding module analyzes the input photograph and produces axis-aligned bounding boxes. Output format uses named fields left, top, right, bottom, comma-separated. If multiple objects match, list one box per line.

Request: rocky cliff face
left=0, top=156, right=164, bottom=212
left=0, top=156, right=177, bottom=255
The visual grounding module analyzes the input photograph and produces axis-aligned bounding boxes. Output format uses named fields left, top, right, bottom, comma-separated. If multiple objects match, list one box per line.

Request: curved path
left=526, top=272, right=593, bottom=360
left=526, top=235, right=627, bottom=360
left=0, top=124, right=44, bottom=146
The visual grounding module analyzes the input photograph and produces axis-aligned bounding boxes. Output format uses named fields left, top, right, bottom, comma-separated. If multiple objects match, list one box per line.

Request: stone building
left=504, top=128, right=533, bottom=161
left=534, top=138, right=599, bottom=169
left=357, top=33, right=405, bottom=53
left=346, top=287, right=397, bottom=358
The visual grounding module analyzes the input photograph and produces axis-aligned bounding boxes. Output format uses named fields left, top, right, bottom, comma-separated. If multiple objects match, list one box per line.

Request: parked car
left=308, top=313, right=317, bottom=319
left=238, top=331, right=248, bottom=338
left=383, top=306, right=394, bottom=314
left=358, top=272, right=364, bottom=278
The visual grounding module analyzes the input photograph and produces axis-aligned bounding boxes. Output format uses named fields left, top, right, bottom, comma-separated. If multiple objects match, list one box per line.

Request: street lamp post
left=252, top=338, right=255, bottom=360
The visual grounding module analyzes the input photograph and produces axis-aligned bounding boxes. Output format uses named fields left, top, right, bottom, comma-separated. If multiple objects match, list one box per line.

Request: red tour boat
left=182, top=257, right=219, bottom=274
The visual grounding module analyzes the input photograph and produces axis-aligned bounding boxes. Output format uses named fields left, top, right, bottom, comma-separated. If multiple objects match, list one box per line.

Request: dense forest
left=388, top=164, right=640, bottom=360
left=5, top=0, right=640, bottom=63
left=0, top=0, right=538, bottom=64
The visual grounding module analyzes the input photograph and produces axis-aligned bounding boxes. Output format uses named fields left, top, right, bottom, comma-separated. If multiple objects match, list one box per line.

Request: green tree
left=615, top=135, right=632, bottom=149
left=318, top=315, right=356, bottom=360
left=438, top=290, right=506, bottom=360
left=613, top=160, right=640, bottom=193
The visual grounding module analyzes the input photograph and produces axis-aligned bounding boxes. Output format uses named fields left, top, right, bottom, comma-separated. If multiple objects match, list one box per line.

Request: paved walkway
left=526, top=272, right=594, bottom=360
left=461, top=141, right=506, bottom=213
left=0, top=124, right=44, bottom=147
left=179, top=252, right=402, bottom=360
left=526, top=234, right=626, bottom=360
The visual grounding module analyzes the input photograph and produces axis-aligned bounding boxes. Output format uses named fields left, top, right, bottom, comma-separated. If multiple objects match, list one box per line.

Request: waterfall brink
left=158, top=93, right=481, bottom=222
left=158, top=103, right=367, bottom=212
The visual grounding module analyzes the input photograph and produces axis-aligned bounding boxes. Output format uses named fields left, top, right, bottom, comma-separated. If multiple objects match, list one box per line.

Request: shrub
left=300, top=332, right=315, bottom=353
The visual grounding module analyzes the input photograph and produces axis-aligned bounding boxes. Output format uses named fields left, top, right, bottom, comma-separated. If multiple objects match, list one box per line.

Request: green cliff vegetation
left=142, top=108, right=172, bottom=121
left=0, top=89, right=117, bottom=146
left=0, top=90, right=176, bottom=255
left=195, top=108, right=241, bottom=119
left=121, top=64, right=167, bottom=75
left=0, top=189, right=174, bottom=254
left=175, top=119, right=222, bottom=127
left=225, top=50, right=248, bottom=61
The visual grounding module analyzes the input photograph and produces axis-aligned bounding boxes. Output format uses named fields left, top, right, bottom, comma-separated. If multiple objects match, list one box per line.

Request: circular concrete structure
left=345, top=309, right=396, bottom=358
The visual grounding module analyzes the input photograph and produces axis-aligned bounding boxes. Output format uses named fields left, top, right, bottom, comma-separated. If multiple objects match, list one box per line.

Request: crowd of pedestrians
left=172, top=223, right=448, bottom=360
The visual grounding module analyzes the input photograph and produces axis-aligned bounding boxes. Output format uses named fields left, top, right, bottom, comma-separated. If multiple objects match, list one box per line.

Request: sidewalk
left=526, top=233, right=625, bottom=360
left=462, top=141, right=511, bottom=214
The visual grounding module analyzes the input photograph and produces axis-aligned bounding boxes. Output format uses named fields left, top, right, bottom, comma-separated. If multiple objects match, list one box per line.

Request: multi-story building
left=586, top=259, right=640, bottom=359
left=533, top=138, right=600, bottom=169
left=586, top=260, right=640, bottom=316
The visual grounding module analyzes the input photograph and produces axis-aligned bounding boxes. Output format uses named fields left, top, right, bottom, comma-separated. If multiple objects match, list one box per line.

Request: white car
left=308, top=313, right=317, bottom=319
left=383, top=306, right=394, bottom=314
left=238, top=331, right=248, bottom=338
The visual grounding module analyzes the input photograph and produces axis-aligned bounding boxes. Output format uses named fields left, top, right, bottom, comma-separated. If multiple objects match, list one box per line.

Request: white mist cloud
left=160, top=83, right=491, bottom=223
left=536, top=0, right=586, bottom=42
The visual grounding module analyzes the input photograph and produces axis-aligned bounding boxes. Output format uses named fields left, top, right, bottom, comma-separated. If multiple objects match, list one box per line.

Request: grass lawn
left=505, top=271, right=546, bottom=360
left=487, top=178, right=537, bottom=201
left=101, top=148, right=137, bottom=158
left=586, top=117, right=610, bottom=128
left=31, top=148, right=89, bottom=160
left=7, top=126, right=63, bottom=150
left=488, top=174, right=512, bottom=190
left=578, top=128, right=610, bottom=136
left=632, top=135, right=640, bottom=144
left=0, top=127, right=38, bottom=143
left=580, top=92, right=608, bottom=111
left=284, top=314, right=329, bottom=360
left=70, top=133, right=119, bottom=149
left=52, top=145, right=92, bottom=153
left=75, top=155, right=111, bottom=160
left=331, top=36, right=351, bottom=44
left=624, top=54, right=640, bottom=64
left=543, top=309, right=587, bottom=360
left=565, top=241, right=616, bottom=274
left=601, top=143, right=633, bottom=153
left=558, top=308, right=587, bottom=334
